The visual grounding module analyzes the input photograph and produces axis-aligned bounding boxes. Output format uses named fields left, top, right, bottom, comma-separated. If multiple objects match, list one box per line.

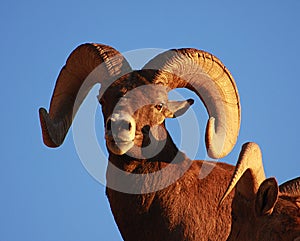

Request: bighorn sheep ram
left=39, top=43, right=300, bottom=241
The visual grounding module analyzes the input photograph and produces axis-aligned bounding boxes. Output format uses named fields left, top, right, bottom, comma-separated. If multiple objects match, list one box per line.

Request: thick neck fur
left=105, top=127, right=236, bottom=241
left=107, top=127, right=185, bottom=171
left=106, top=128, right=190, bottom=195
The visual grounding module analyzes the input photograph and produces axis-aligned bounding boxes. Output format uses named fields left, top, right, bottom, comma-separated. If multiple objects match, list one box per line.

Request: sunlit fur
left=228, top=180, right=300, bottom=241
left=40, top=44, right=300, bottom=241
left=100, top=71, right=300, bottom=241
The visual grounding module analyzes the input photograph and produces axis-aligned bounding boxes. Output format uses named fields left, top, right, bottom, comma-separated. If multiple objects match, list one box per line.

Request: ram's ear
left=164, top=99, right=194, bottom=118
left=255, top=178, right=279, bottom=216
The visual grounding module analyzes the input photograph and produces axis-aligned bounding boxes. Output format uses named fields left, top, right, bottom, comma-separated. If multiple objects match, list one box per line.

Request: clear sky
left=1, top=0, right=300, bottom=240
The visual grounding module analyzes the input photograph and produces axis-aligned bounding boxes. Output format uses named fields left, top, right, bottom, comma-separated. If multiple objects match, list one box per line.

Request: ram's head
left=221, top=142, right=300, bottom=241
left=39, top=43, right=240, bottom=160
left=100, top=79, right=194, bottom=157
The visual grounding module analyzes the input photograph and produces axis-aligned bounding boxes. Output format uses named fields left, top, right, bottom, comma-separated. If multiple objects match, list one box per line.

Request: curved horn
left=279, top=177, right=300, bottom=196
left=39, top=43, right=132, bottom=147
left=220, top=142, right=266, bottom=204
left=143, top=48, right=240, bottom=159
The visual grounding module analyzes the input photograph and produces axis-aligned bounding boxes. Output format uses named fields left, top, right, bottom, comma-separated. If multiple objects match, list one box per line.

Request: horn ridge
left=143, top=48, right=240, bottom=159
left=279, top=177, right=300, bottom=196
left=220, top=142, right=266, bottom=204
left=39, top=43, right=132, bottom=147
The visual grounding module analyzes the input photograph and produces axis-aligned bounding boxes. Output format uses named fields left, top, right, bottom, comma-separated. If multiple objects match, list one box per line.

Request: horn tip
left=187, top=98, right=194, bottom=105
left=39, top=107, right=61, bottom=148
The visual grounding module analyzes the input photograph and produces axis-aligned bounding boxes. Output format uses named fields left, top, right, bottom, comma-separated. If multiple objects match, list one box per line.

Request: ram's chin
left=107, top=141, right=134, bottom=155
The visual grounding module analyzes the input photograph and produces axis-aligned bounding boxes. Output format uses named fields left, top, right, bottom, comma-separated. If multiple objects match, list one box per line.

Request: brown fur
left=40, top=44, right=300, bottom=240
left=106, top=156, right=235, bottom=241
left=106, top=155, right=300, bottom=240
left=227, top=190, right=300, bottom=241
left=101, top=71, right=300, bottom=241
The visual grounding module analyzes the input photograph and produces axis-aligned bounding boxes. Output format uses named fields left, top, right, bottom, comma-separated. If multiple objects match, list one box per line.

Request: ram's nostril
left=119, top=120, right=132, bottom=131
left=107, top=117, right=134, bottom=132
left=107, top=119, right=112, bottom=131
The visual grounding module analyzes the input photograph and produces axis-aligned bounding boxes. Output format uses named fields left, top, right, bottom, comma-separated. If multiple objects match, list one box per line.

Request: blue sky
left=1, top=0, right=300, bottom=240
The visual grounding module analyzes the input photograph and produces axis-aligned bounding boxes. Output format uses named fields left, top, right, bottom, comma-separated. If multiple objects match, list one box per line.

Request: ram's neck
left=105, top=141, right=236, bottom=241
left=105, top=129, right=192, bottom=196
left=107, top=130, right=185, bottom=171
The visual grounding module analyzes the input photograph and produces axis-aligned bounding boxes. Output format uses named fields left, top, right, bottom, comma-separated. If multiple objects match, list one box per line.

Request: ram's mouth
left=106, top=136, right=134, bottom=144
left=105, top=137, right=134, bottom=155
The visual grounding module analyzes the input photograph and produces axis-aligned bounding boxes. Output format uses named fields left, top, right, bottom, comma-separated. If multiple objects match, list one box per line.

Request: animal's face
left=255, top=194, right=300, bottom=241
left=39, top=44, right=241, bottom=160
left=230, top=178, right=300, bottom=241
left=100, top=73, right=193, bottom=156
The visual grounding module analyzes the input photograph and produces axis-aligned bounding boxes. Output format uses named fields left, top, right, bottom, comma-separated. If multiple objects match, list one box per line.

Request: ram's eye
left=155, top=103, right=164, bottom=111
